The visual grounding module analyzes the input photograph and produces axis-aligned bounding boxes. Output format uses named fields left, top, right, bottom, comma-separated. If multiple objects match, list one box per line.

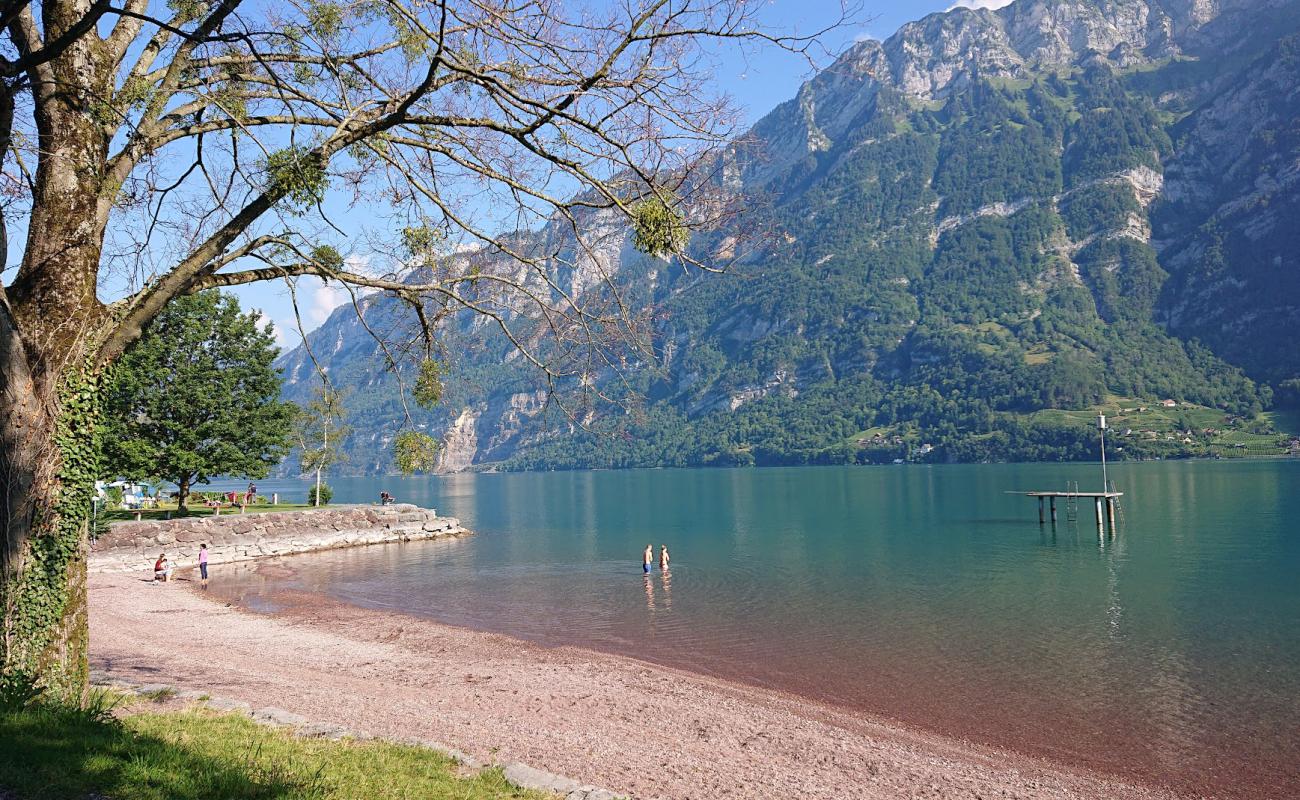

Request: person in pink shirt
left=198, top=543, right=209, bottom=588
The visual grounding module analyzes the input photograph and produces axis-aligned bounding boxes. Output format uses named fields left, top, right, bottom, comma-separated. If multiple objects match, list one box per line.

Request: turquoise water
left=209, top=461, right=1300, bottom=797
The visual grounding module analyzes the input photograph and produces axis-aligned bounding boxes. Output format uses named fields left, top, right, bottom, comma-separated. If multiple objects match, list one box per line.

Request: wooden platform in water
left=1006, top=490, right=1123, bottom=498
left=1008, top=490, right=1124, bottom=531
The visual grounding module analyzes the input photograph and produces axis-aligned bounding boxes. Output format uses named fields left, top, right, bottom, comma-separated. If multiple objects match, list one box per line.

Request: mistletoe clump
left=631, top=195, right=688, bottom=258
left=394, top=431, right=439, bottom=475
left=265, top=146, right=328, bottom=210
left=412, top=359, right=444, bottom=409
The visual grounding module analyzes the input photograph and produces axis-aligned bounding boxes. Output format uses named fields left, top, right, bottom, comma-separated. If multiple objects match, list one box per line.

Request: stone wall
left=89, top=504, right=467, bottom=573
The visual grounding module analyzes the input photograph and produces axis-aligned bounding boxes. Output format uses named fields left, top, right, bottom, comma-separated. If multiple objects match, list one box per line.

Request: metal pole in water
left=1098, top=414, right=1109, bottom=493
left=1095, top=497, right=1105, bottom=536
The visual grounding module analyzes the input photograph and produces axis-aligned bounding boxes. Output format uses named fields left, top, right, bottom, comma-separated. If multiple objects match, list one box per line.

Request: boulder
left=503, top=763, right=581, bottom=795
left=206, top=697, right=252, bottom=712
left=109, top=522, right=151, bottom=538
left=297, top=722, right=352, bottom=739
left=251, top=706, right=311, bottom=727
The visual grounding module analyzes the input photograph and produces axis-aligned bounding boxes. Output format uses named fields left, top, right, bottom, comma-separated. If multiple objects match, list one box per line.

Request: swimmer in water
left=659, top=544, right=670, bottom=571
left=643, top=543, right=653, bottom=574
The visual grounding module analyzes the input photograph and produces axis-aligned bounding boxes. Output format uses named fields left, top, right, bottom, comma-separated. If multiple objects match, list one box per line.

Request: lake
left=207, top=461, right=1300, bottom=798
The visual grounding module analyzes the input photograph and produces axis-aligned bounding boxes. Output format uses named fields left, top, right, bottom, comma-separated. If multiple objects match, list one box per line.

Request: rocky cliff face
left=742, top=0, right=1285, bottom=183
left=1154, top=33, right=1300, bottom=381
left=277, top=0, right=1300, bottom=473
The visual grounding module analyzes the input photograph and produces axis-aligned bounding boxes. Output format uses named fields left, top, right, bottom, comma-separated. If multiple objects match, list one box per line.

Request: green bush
left=104, top=485, right=124, bottom=510
left=307, top=483, right=333, bottom=505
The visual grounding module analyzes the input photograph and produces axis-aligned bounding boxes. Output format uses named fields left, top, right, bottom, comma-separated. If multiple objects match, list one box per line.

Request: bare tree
left=0, top=0, right=850, bottom=699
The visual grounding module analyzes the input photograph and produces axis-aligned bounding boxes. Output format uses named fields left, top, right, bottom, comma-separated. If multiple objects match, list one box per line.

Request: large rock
left=502, top=763, right=581, bottom=795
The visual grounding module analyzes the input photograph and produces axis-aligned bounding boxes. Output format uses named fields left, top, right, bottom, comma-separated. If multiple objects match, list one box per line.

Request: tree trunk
left=0, top=351, right=100, bottom=703
left=177, top=478, right=190, bottom=512
left=1, top=7, right=114, bottom=701
left=315, top=420, right=328, bottom=506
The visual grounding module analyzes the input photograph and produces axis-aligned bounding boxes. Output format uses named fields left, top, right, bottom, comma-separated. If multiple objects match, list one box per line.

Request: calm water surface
left=208, top=462, right=1300, bottom=797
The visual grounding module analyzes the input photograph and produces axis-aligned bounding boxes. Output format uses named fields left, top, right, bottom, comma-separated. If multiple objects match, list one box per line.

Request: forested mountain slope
left=277, top=0, right=1300, bottom=474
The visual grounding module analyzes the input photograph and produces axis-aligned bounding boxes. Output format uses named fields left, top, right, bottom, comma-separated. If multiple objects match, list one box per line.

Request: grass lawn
left=1028, top=396, right=1296, bottom=456
left=0, top=696, right=546, bottom=800
left=841, top=396, right=1300, bottom=459
left=103, top=503, right=317, bottom=524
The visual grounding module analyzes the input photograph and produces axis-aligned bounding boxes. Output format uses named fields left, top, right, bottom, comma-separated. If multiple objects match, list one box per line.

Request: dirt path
left=89, top=572, right=1183, bottom=800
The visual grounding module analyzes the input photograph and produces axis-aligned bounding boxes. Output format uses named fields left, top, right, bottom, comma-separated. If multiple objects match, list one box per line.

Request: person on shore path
left=198, top=543, right=209, bottom=588
left=643, top=544, right=653, bottom=574
left=659, top=545, right=670, bottom=571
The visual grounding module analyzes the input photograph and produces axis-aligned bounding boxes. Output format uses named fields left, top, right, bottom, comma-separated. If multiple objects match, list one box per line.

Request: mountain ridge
left=276, top=0, right=1300, bottom=474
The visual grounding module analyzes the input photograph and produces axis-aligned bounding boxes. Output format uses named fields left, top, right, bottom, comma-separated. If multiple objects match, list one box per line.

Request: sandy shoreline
left=89, top=570, right=1184, bottom=800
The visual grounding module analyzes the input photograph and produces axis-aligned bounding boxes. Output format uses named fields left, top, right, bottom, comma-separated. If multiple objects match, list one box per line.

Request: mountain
left=276, top=0, right=1300, bottom=474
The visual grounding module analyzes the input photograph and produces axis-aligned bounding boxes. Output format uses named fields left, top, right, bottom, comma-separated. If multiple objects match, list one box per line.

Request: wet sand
left=89, top=571, right=1184, bottom=800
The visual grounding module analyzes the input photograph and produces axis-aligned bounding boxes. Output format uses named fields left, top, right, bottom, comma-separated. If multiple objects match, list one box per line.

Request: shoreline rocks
left=89, top=504, right=468, bottom=573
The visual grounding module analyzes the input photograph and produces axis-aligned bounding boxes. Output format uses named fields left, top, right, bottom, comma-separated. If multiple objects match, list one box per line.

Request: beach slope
left=89, top=573, right=1176, bottom=800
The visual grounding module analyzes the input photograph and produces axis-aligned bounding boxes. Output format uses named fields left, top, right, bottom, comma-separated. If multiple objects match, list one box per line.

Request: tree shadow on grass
left=0, top=701, right=324, bottom=800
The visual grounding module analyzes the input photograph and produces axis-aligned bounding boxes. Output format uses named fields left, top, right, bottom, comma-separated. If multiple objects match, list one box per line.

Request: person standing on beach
left=659, top=545, right=670, bottom=571
left=643, top=544, right=653, bottom=574
left=198, top=543, right=209, bottom=588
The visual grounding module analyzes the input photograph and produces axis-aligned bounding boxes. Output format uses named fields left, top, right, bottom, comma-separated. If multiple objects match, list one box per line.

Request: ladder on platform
left=1065, top=481, right=1079, bottom=522
left=1108, top=480, right=1125, bottom=524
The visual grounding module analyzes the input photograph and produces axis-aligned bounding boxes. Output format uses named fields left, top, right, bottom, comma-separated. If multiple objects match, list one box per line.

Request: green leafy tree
left=294, top=386, right=351, bottom=507
left=101, top=293, right=294, bottom=511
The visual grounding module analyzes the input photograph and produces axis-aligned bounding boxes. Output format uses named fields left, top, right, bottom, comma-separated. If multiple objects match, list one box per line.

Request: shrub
left=307, top=483, right=333, bottom=505
left=103, top=486, right=123, bottom=510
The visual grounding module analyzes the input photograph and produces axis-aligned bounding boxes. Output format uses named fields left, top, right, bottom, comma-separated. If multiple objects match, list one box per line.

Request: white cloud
left=948, top=0, right=1015, bottom=10
left=249, top=308, right=293, bottom=350
left=306, top=281, right=352, bottom=329
left=299, top=254, right=372, bottom=331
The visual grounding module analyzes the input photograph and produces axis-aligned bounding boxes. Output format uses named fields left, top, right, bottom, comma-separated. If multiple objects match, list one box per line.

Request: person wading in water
left=643, top=544, right=653, bottom=574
